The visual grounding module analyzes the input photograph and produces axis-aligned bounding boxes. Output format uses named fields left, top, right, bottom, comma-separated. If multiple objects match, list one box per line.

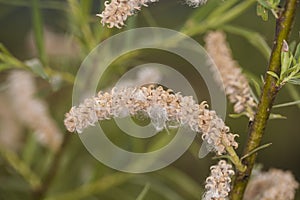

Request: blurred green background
left=0, top=0, right=299, bottom=199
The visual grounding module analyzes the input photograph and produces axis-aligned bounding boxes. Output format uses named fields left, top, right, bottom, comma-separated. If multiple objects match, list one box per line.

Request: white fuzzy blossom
left=185, top=0, right=207, bottom=7
left=64, top=85, right=238, bottom=155
left=8, top=70, right=63, bottom=152
left=205, top=31, right=257, bottom=120
left=244, top=168, right=299, bottom=200
left=203, top=160, right=235, bottom=200
left=97, top=0, right=207, bottom=28
left=97, top=0, right=158, bottom=29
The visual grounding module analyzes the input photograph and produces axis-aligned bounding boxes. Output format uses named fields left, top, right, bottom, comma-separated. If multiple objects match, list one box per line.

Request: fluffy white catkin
left=185, top=0, right=208, bottom=7
left=203, top=160, right=235, bottom=200
left=97, top=0, right=158, bottom=29
left=97, top=0, right=207, bottom=28
left=205, top=31, right=257, bottom=119
left=8, top=70, right=63, bottom=152
left=64, top=85, right=238, bottom=155
left=244, top=168, right=299, bottom=200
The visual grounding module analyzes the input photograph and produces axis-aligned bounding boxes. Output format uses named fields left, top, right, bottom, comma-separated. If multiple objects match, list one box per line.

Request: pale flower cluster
left=97, top=0, right=208, bottom=28
left=244, top=168, right=299, bottom=200
left=0, top=94, right=22, bottom=151
left=64, top=85, right=238, bottom=155
left=205, top=31, right=257, bottom=119
left=97, top=0, right=158, bottom=28
left=185, top=0, right=208, bottom=7
left=203, top=160, right=235, bottom=200
left=8, top=70, right=62, bottom=152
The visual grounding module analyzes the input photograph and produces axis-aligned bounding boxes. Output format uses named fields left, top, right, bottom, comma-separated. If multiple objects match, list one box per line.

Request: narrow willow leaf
left=289, top=41, right=297, bottom=53
left=280, top=51, right=291, bottom=77
left=207, top=0, right=239, bottom=19
left=24, top=59, right=48, bottom=80
left=282, top=63, right=299, bottom=77
left=45, top=173, right=132, bottom=200
left=269, top=113, right=287, bottom=119
left=267, top=71, right=279, bottom=79
left=257, top=3, right=268, bottom=21
left=241, top=143, right=272, bottom=160
left=136, top=183, right=151, bottom=200
left=157, top=168, right=203, bottom=199
left=273, top=100, right=300, bottom=108
left=288, top=79, right=300, bottom=85
left=229, top=112, right=247, bottom=118
left=257, top=0, right=273, bottom=9
left=0, top=0, right=67, bottom=10
left=222, top=25, right=271, bottom=59
left=294, top=42, right=300, bottom=62
left=286, top=84, right=300, bottom=109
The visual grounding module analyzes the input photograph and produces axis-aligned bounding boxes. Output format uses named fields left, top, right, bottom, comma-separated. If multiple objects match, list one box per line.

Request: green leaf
left=222, top=25, right=271, bottom=59
left=289, top=40, right=297, bottom=52
left=0, top=146, right=42, bottom=189
left=31, top=0, right=47, bottom=66
left=280, top=51, right=292, bottom=77
left=158, top=168, right=203, bottom=199
left=229, top=112, right=247, bottom=118
left=136, top=183, right=151, bottom=200
left=273, top=100, right=300, bottom=108
left=257, top=0, right=273, bottom=9
left=24, top=59, right=48, bottom=79
left=269, top=113, right=287, bottom=119
left=281, top=63, right=300, bottom=79
left=0, top=0, right=67, bottom=10
left=267, top=71, right=279, bottom=79
left=257, top=3, right=269, bottom=21
left=294, top=42, right=300, bottom=62
left=286, top=84, right=300, bottom=109
left=241, top=143, right=272, bottom=160
left=288, top=78, right=300, bottom=85
left=45, top=173, right=132, bottom=200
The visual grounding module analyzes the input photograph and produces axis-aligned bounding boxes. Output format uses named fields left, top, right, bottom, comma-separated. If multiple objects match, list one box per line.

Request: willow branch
left=230, top=0, right=298, bottom=199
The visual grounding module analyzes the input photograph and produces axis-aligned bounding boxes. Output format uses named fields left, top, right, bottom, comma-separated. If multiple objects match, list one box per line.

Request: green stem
left=230, top=0, right=298, bottom=199
left=32, top=133, right=70, bottom=200
left=0, top=147, right=41, bottom=190
left=31, top=0, right=47, bottom=66
left=225, top=146, right=246, bottom=173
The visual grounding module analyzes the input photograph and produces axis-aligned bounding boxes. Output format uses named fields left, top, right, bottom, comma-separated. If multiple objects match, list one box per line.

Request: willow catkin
left=0, top=94, right=22, bottom=151
left=97, top=0, right=158, bottom=29
left=185, top=0, right=207, bottom=7
left=244, top=168, right=299, bottom=200
left=203, top=160, right=235, bottom=200
left=64, top=85, right=238, bottom=155
left=97, top=0, right=208, bottom=28
left=205, top=31, right=257, bottom=119
left=8, top=70, right=62, bottom=152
